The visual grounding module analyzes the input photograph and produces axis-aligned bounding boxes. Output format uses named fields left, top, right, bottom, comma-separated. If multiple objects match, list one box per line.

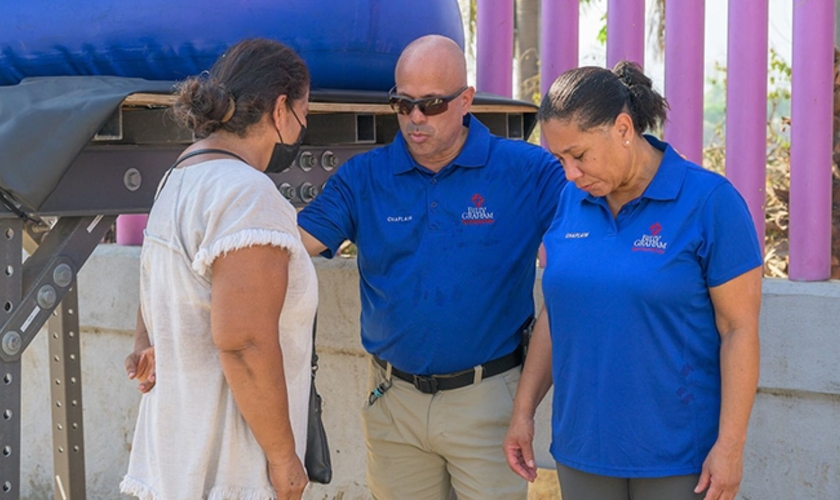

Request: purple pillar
left=539, top=0, right=578, bottom=268
left=606, top=0, right=645, bottom=69
left=540, top=0, right=579, bottom=96
left=477, top=0, right=514, bottom=96
left=725, top=1, right=768, bottom=256
left=663, top=0, right=704, bottom=164
left=789, top=0, right=834, bottom=281
left=116, top=214, right=147, bottom=246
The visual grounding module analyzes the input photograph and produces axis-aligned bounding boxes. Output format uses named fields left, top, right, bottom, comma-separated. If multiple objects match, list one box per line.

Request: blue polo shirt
left=541, top=135, right=762, bottom=477
left=299, top=115, right=566, bottom=375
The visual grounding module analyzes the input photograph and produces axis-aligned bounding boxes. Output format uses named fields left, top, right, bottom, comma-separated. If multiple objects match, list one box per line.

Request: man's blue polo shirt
left=541, top=135, right=762, bottom=477
left=299, top=115, right=566, bottom=375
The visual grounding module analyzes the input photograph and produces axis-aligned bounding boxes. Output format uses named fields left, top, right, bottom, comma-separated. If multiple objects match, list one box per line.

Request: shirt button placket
left=429, top=177, right=440, bottom=230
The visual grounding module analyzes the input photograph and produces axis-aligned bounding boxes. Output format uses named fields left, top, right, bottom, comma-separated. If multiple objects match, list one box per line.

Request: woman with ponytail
left=504, top=62, right=762, bottom=500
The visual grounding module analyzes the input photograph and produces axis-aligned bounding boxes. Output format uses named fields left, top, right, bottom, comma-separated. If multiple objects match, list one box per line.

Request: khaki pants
left=361, top=358, right=528, bottom=500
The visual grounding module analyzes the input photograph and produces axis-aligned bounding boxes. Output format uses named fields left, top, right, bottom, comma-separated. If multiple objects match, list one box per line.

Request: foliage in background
left=648, top=0, right=666, bottom=60
left=597, top=15, right=607, bottom=46
left=761, top=49, right=793, bottom=278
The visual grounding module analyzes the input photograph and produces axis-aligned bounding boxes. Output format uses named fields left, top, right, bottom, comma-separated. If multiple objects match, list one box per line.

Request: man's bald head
left=395, top=35, right=467, bottom=90
left=389, top=35, right=474, bottom=172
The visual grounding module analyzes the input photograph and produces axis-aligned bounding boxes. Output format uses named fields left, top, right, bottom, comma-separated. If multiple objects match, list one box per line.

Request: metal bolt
left=321, top=150, right=338, bottom=171
left=298, top=151, right=315, bottom=172
left=37, top=284, right=57, bottom=309
left=53, top=264, right=73, bottom=288
left=300, top=182, right=318, bottom=203
left=2, top=331, right=21, bottom=356
left=123, top=168, right=142, bottom=192
left=279, top=183, right=296, bottom=201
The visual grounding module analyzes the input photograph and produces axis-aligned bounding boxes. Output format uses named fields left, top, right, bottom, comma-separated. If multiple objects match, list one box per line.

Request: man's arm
left=298, top=226, right=328, bottom=257
left=297, top=159, right=359, bottom=259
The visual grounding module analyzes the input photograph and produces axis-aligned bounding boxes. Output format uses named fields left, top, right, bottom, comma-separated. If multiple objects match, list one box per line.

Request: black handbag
left=305, top=315, right=333, bottom=484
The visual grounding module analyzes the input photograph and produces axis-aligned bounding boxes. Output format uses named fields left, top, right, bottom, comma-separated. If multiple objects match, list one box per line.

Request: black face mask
left=265, top=107, right=307, bottom=174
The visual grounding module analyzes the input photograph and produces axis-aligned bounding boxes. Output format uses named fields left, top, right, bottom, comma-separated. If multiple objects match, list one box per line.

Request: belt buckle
left=412, top=375, right=439, bottom=394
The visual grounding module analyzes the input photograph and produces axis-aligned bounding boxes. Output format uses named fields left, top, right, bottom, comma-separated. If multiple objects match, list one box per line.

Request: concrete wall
left=740, top=281, right=840, bottom=500
left=15, top=245, right=840, bottom=499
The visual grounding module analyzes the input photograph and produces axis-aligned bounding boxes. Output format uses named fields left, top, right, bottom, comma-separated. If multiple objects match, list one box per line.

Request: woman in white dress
left=120, top=38, right=317, bottom=500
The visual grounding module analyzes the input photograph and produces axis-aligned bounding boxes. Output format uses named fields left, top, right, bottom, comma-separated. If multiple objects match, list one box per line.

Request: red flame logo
left=650, top=222, right=662, bottom=236
left=472, top=193, right=484, bottom=207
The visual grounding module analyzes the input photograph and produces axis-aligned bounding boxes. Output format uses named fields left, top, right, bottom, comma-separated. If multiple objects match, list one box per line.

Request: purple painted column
left=540, top=0, right=579, bottom=95
left=116, top=214, right=147, bottom=246
left=477, top=0, right=514, bottom=96
left=538, top=0, right=578, bottom=268
left=789, top=0, right=834, bottom=281
left=606, top=0, right=645, bottom=68
left=725, top=1, right=768, bottom=256
left=663, top=0, right=704, bottom=164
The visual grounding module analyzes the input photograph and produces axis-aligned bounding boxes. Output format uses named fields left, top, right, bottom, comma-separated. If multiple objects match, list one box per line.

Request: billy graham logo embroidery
left=461, top=193, right=495, bottom=224
left=632, top=222, right=667, bottom=254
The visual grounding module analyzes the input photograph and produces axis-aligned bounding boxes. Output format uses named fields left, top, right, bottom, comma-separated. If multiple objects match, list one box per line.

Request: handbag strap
left=311, top=314, right=319, bottom=372
left=155, top=148, right=249, bottom=202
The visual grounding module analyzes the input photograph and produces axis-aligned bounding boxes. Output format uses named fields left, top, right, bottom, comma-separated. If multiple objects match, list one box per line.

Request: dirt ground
left=527, top=468, right=562, bottom=500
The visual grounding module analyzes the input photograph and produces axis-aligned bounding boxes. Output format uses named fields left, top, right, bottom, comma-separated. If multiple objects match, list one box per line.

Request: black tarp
left=0, top=77, right=174, bottom=213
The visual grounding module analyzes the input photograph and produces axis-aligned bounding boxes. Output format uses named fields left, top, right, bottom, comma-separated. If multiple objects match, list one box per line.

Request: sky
left=458, top=0, right=795, bottom=96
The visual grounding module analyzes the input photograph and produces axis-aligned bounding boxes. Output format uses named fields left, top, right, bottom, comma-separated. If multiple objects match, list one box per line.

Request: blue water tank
left=0, top=0, right=464, bottom=90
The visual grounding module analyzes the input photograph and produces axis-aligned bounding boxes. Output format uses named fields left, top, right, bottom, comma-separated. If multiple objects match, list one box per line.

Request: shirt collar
left=390, top=114, right=491, bottom=175
left=581, top=134, right=686, bottom=205
left=639, top=134, right=686, bottom=201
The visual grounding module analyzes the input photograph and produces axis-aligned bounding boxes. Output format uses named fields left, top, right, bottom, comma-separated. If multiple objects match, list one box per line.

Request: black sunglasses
left=388, top=86, right=469, bottom=116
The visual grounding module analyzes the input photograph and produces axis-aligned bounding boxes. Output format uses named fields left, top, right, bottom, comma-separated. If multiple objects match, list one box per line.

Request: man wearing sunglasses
left=298, top=34, right=566, bottom=500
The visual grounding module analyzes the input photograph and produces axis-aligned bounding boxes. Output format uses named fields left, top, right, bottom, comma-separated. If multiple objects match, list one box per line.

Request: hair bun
left=173, top=77, right=238, bottom=138
left=171, top=39, right=309, bottom=139
left=613, top=61, right=651, bottom=91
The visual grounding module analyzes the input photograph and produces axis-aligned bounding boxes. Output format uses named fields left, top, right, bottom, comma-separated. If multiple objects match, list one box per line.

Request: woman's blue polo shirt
left=299, top=116, right=566, bottom=375
left=542, top=135, right=762, bottom=477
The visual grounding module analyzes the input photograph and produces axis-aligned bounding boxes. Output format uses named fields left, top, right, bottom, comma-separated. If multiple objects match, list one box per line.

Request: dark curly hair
left=538, top=61, right=668, bottom=134
left=172, top=38, right=310, bottom=139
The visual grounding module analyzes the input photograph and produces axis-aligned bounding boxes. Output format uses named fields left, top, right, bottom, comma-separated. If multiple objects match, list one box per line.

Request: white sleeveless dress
left=120, top=159, right=317, bottom=500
